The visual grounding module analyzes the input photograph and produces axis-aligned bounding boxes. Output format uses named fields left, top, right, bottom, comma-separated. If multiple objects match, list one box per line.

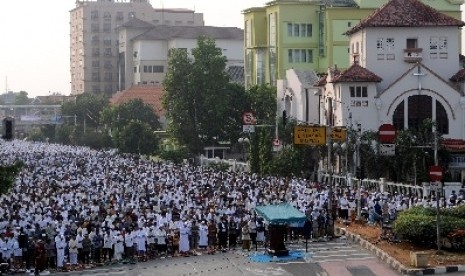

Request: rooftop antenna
left=5, top=76, right=8, bottom=93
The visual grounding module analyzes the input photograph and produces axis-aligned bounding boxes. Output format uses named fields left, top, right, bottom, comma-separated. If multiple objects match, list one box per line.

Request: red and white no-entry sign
left=379, top=124, right=396, bottom=144
left=429, top=165, right=443, bottom=182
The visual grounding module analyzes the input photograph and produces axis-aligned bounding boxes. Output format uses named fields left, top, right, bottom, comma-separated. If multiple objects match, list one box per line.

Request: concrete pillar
left=380, top=178, right=386, bottom=193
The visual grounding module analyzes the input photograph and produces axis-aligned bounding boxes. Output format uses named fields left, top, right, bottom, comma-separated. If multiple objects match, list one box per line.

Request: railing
left=319, top=173, right=425, bottom=198
left=199, top=156, right=249, bottom=172
left=404, top=48, right=423, bottom=63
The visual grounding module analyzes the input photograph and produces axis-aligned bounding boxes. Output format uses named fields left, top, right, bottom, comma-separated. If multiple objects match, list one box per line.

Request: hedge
left=393, top=206, right=465, bottom=247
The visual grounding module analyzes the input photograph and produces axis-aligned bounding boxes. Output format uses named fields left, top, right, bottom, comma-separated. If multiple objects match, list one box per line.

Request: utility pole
left=327, top=126, right=334, bottom=238
left=434, top=129, right=442, bottom=254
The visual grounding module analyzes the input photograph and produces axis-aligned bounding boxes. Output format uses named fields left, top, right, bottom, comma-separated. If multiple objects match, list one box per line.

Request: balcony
left=404, top=48, right=423, bottom=63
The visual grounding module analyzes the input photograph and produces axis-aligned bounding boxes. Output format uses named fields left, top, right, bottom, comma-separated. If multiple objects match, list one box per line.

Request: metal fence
left=198, top=156, right=249, bottom=172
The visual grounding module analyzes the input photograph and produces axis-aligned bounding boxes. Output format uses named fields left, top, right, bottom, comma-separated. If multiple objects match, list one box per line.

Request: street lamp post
left=238, top=137, right=250, bottom=161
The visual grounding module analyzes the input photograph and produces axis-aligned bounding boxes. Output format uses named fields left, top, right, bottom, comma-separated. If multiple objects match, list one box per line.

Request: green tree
left=62, top=93, right=108, bottom=131
left=100, top=98, right=161, bottom=152
left=15, top=91, right=30, bottom=105
left=246, top=85, right=277, bottom=125
left=163, top=37, right=245, bottom=154
left=116, top=121, right=159, bottom=155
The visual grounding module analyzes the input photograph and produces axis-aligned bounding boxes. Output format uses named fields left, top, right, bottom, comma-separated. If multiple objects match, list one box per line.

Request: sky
left=0, top=0, right=266, bottom=98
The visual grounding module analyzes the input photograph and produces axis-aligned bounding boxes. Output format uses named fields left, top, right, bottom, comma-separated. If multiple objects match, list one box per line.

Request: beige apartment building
left=70, top=0, right=204, bottom=96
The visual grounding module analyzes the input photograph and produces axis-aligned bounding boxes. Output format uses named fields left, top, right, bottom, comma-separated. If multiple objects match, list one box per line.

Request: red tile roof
left=442, top=138, right=465, bottom=152
left=110, top=85, right=165, bottom=117
left=345, top=0, right=465, bottom=35
left=332, top=64, right=382, bottom=83
left=450, top=68, right=465, bottom=82
left=315, top=75, right=327, bottom=87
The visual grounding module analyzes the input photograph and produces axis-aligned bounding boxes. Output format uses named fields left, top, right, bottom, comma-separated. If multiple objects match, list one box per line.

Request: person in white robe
left=113, top=231, right=124, bottom=261
left=68, top=236, right=78, bottom=267
left=178, top=222, right=190, bottom=255
left=135, top=227, right=147, bottom=259
left=198, top=221, right=208, bottom=250
left=55, top=234, right=66, bottom=269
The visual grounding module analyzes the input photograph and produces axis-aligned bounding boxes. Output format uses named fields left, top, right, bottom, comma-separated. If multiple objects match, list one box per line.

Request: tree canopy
left=163, top=37, right=246, bottom=154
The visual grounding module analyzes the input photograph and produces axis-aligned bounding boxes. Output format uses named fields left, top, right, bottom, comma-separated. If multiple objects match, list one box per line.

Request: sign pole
left=327, top=126, right=334, bottom=239
left=433, top=129, right=442, bottom=254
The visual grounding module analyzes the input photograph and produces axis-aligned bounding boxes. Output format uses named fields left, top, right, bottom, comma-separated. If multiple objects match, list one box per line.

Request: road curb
left=336, top=227, right=465, bottom=275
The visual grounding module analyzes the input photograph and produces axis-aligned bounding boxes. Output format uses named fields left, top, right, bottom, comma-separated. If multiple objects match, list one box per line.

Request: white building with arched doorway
left=316, top=0, right=465, bottom=182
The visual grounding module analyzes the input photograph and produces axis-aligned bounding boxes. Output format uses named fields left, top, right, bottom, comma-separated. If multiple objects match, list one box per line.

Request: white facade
left=120, top=26, right=244, bottom=89
left=70, top=0, right=204, bottom=95
left=277, top=69, right=320, bottom=125
left=319, top=1, right=465, bottom=141
left=350, top=27, right=461, bottom=92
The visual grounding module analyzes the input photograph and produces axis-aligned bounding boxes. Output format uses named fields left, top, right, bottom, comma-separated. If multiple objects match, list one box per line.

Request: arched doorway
left=392, top=95, right=448, bottom=134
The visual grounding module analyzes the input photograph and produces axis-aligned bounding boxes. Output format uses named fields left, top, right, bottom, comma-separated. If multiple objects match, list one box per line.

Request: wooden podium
left=266, top=224, right=289, bottom=256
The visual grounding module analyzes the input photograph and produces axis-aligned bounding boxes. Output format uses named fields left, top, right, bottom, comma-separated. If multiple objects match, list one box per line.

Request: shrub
left=393, top=213, right=436, bottom=245
left=394, top=207, right=465, bottom=249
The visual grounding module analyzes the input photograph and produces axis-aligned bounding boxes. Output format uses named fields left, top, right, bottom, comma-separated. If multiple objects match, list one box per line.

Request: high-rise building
left=70, top=0, right=204, bottom=96
left=243, top=0, right=463, bottom=88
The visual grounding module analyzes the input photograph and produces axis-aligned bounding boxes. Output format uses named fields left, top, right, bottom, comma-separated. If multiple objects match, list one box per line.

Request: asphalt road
left=48, top=238, right=403, bottom=276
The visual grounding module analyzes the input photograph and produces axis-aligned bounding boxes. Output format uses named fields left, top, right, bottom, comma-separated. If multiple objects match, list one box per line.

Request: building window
left=430, top=36, right=447, bottom=59
left=92, top=48, right=100, bottom=56
left=153, top=65, right=164, bottom=73
left=128, top=12, right=136, bottom=19
left=104, top=61, right=112, bottom=69
left=103, top=23, right=111, bottom=33
left=349, top=86, right=368, bottom=107
left=103, top=12, right=111, bottom=21
left=104, top=84, right=112, bottom=94
left=407, top=38, right=418, bottom=49
left=92, top=71, right=100, bottom=82
left=377, top=38, right=384, bottom=50
left=288, top=49, right=313, bottom=63
left=377, top=37, right=395, bottom=60
left=92, top=35, right=99, bottom=46
left=91, top=23, right=99, bottom=33
left=92, top=60, right=100, bottom=68
left=104, top=48, right=112, bottom=56
left=91, top=11, right=98, bottom=20
left=92, top=85, right=101, bottom=93
left=134, top=67, right=137, bottom=73
left=386, top=38, right=395, bottom=51
left=116, top=12, right=124, bottom=21
left=287, top=23, right=312, bottom=37
left=439, top=36, right=447, bottom=50
left=104, top=72, right=113, bottom=81
left=103, top=37, right=111, bottom=46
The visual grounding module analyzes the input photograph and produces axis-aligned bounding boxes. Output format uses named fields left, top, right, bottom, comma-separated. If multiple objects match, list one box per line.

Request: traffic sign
left=272, top=138, right=281, bottom=146
left=243, top=125, right=255, bottom=133
left=330, top=127, right=347, bottom=142
left=379, top=124, right=396, bottom=143
left=429, top=165, right=443, bottom=182
left=379, top=144, right=395, bottom=156
left=293, top=125, right=326, bottom=145
left=242, top=112, right=256, bottom=125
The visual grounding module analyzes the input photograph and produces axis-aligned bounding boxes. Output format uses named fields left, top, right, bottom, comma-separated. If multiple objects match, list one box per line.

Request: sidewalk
left=336, top=226, right=465, bottom=275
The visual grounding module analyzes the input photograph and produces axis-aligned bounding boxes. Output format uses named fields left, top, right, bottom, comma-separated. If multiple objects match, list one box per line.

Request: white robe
left=198, top=224, right=208, bottom=247
left=179, top=225, right=190, bottom=252
left=113, top=234, right=124, bottom=260
left=135, top=230, right=147, bottom=251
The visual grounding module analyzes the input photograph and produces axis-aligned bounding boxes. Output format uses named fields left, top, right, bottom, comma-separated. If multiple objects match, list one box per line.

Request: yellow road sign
left=293, top=125, right=326, bottom=145
left=330, top=127, right=347, bottom=142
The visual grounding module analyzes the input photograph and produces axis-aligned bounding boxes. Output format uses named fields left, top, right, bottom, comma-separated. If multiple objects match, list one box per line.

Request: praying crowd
left=0, top=141, right=464, bottom=275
